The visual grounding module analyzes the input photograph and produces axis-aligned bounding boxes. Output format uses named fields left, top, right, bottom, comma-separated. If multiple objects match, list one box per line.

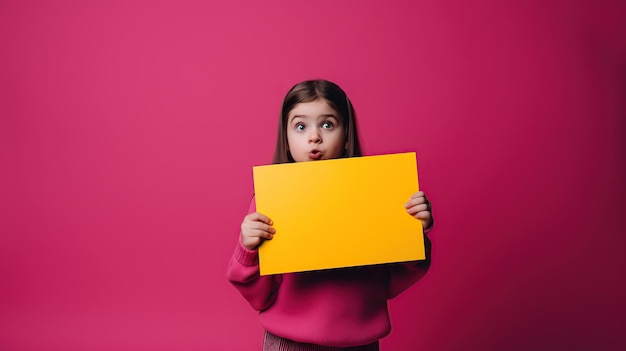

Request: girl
left=227, top=79, right=433, bottom=351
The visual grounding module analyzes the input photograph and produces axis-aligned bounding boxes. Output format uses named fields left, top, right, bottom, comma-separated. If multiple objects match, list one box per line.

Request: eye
left=295, top=123, right=305, bottom=131
left=321, top=121, right=334, bottom=129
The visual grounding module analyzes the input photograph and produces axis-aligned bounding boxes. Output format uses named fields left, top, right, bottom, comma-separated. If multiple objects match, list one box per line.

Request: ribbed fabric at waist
left=263, top=331, right=380, bottom=351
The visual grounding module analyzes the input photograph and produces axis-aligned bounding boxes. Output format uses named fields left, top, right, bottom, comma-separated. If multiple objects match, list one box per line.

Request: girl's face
left=286, top=99, right=347, bottom=162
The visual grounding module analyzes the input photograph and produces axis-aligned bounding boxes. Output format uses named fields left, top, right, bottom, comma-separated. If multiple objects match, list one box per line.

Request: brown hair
left=272, top=79, right=362, bottom=164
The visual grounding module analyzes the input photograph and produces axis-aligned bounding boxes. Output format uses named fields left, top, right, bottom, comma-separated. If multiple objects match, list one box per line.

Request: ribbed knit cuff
left=233, top=242, right=259, bottom=266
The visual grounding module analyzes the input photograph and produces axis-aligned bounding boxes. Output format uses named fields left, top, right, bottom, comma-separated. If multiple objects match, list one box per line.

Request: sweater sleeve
left=226, top=197, right=282, bottom=311
left=388, top=225, right=433, bottom=299
left=227, top=241, right=282, bottom=311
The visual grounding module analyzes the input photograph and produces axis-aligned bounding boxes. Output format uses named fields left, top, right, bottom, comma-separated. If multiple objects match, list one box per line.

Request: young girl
left=227, top=79, right=433, bottom=351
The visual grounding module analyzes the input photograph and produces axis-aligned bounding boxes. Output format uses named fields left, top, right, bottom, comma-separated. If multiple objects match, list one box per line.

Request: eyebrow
left=289, top=114, right=338, bottom=122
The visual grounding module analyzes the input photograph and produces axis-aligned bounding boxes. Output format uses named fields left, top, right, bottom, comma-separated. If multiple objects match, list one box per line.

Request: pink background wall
left=1, top=0, right=625, bottom=350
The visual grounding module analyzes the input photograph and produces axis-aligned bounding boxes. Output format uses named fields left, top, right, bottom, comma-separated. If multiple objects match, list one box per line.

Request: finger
left=405, top=197, right=426, bottom=209
left=251, top=222, right=276, bottom=234
left=246, top=212, right=273, bottom=225
left=409, top=191, right=425, bottom=200
left=409, top=192, right=431, bottom=209
left=241, top=228, right=274, bottom=250
left=243, top=221, right=276, bottom=235
left=406, top=203, right=429, bottom=215
left=250, top=229, right=274, bottom=240
left=414, top=210, right=431, bottom=220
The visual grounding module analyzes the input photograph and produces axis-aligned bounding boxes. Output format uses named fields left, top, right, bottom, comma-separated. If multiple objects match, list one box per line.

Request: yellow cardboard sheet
left=253, top=152, right=425, bottom=275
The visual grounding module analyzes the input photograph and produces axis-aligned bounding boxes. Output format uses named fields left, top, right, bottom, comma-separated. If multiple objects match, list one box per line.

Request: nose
left=308, top=128, right=321, bottom=143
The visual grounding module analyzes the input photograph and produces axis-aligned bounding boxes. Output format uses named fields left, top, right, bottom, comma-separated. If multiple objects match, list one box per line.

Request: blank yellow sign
left=253, top=152, right=425, bottom=275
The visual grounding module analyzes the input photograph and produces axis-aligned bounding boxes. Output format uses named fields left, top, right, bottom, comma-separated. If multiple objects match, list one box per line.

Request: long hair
left=272, top=79, right=362, bottom=164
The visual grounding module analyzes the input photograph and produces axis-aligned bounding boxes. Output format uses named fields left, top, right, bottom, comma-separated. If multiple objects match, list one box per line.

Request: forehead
left=288, top=99, right=338, bottom=118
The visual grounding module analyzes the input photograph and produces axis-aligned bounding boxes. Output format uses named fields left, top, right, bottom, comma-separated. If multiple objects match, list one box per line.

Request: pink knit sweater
left=227, top=200, right=432, bottom=347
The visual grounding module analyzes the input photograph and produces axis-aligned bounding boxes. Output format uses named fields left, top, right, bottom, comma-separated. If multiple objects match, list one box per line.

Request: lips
left=308, top=150, right=322, bottom=160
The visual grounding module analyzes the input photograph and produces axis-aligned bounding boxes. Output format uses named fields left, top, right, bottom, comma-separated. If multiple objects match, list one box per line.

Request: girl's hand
left=405, top=191, right=433, bottom=230
left=240, top=212, right=276, bottom=250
